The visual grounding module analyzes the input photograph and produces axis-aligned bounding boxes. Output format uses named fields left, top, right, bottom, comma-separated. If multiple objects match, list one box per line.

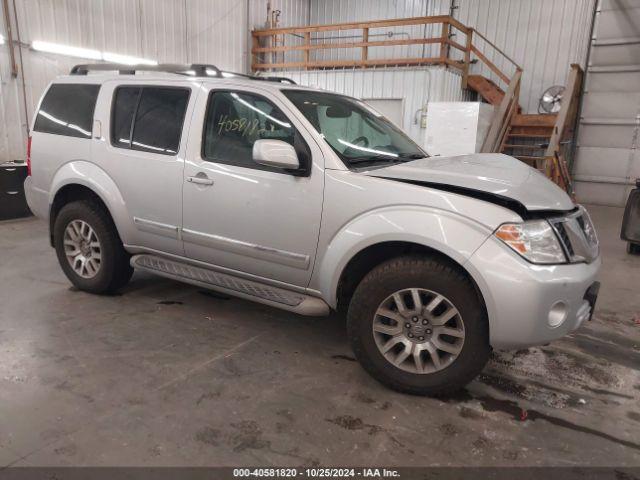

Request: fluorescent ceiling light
left=102, top=52, right=157, bottom=66
left=32, top=40, right=101, bottom=60
left=0, top=34, right=5, bottom=45
left=32, top=40, right=157, bottom=66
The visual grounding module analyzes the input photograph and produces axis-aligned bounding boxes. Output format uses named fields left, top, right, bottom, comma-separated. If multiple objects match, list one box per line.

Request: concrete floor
left=0, top=204, right=638, bottom=467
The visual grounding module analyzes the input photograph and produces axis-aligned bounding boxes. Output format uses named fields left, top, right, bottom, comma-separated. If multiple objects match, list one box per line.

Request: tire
left=347, top=255, right=490, bottom=396
left=53, top=200, right=133, bottom=294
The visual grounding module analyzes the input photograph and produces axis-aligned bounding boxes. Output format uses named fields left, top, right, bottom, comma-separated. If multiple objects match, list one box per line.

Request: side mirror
left=252, top=139, right=300, bottom=170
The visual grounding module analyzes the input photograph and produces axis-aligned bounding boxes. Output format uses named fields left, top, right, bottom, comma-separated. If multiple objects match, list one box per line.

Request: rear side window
left=34, top=84, right=100, bottom=138
left=111, top=86, right=190, bottom=155
left=111, top=87, right=140, bottom=149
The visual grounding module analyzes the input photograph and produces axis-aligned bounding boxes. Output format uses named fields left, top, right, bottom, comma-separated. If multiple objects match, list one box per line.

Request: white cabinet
left=424, top=102, right=494, bottom=157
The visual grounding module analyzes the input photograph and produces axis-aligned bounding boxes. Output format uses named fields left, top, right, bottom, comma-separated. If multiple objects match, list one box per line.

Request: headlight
left=495, top=220, right=566, bottom=264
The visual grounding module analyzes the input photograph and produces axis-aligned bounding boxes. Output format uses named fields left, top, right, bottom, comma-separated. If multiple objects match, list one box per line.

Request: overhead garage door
left=573, top=0, right=640, bottom=206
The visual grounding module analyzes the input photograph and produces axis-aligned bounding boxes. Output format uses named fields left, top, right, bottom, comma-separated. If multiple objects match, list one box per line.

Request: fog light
left=621, top=178, right=640, bottom=255
left=548, top=301, right=568, bottom=328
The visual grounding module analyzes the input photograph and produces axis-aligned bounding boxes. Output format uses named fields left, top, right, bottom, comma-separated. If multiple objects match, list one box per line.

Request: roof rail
left=69, top=63, right=297, bottom=84
left=217, top=71, right=297, bottom=84
left=254, top=75, right=297, bottom=84
left=70, top=63, right=223, bottom=77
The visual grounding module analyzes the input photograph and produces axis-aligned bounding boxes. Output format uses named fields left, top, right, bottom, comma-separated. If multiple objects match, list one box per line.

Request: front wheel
left=347, top=255, right=490, bottom=396
left=53, top=200, right=133, bottom=294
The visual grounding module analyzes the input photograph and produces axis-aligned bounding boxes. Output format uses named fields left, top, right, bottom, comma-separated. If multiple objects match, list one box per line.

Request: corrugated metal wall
left=0, top=0, right=309, bottom=162
left=455, top=0, right=596, bottom=113
left=0, top=0, right=595, bottom=163
left=280, top=66, right=470, bottom=147
left=294, top=0, right=595, bottom=113
left=305, top=0, right=448, bottom=63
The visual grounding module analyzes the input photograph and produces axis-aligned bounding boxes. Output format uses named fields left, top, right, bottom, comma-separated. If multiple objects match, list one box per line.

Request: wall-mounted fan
left=538, top=85, right=565, bottom=113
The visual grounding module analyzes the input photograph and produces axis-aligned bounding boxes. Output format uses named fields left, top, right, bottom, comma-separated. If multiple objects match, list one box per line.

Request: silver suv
left=24, top=64, right=601, bottom=395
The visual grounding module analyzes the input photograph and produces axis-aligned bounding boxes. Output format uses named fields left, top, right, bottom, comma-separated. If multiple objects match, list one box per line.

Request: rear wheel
left=53, top=201, right=133, bottom=294
left=347, top=255, right=490, bottom=396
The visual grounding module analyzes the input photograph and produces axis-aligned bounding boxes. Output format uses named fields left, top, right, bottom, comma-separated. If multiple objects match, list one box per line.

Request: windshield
left=283, top=90, right=427, bottom=169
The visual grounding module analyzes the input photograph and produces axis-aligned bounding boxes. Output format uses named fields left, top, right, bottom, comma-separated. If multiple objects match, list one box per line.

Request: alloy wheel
left=372, top=288, right=465, bottom=374
left=63, top=219, right=102, bottom=279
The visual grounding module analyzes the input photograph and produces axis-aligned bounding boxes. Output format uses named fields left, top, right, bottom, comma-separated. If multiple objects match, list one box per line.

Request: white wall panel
left=186, top=0, right=247, bottom=71
left=249, top=0, right=310, bottom=29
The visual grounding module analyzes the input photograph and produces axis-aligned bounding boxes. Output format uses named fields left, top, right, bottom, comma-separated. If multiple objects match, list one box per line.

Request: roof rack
left=208, top=70, right=297, bottom=84
left=70, top=63, right=223, bottom=77
left=69, top=63, right=297, bottom=85
left=253, top=75, right=297, bottom=84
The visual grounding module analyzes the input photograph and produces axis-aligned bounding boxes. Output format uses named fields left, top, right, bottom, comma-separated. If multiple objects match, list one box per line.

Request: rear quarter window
left=34, top=84, right=100, bottom=139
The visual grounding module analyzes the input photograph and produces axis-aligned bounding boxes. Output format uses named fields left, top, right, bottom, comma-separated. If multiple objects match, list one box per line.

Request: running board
left=130, top=254, right=330, bottom=316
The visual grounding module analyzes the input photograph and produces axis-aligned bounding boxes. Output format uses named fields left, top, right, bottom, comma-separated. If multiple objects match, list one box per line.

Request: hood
left=363, top=153, right=575, bottom=213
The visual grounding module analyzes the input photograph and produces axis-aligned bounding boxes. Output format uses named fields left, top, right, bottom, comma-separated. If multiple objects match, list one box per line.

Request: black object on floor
left=0, top=161, right=32, bottom=221
left=621, top=178, right=640, bottom=255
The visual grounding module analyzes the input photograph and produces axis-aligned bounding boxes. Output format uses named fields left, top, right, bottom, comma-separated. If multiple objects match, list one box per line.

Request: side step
left=131, top=254, right=330, bottom=316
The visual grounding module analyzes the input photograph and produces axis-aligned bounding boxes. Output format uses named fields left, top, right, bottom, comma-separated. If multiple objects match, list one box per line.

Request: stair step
left=466, top=74, right=505, bottom=106
left=514, top=155, right=546, bottom=162
left=508, top=126, right=554, bottom=136
left=503, top=144, right=547, bottom=149
left=507, top=133, right=552, bottom=138
left=511, top=114, right=557, bottom=127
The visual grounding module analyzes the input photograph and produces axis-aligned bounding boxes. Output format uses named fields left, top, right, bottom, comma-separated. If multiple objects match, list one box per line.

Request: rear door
left=92, top=80, right=198, bottom=255
left=181, top=84, right=324, bottom=287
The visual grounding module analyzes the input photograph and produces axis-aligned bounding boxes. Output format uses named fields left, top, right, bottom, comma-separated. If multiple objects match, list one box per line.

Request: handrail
left=251, top=15, right=518, bottom=92
left=545, top=64, right=583, bottom=158
left=470, top=28, right=521, bottom=71
left=544, top=64, right=583, bottom=196
left=481, top=69, right=522, bottom=153
left=252, top=15, right=470, bottom=36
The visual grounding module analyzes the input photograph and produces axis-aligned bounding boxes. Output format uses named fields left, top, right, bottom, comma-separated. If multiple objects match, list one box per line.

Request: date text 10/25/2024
left=233, top=468, right=400, bottom=478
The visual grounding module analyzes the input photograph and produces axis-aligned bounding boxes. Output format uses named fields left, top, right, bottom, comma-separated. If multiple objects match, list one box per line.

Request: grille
left=554, top=222, right=574, bottom=257
left=550, top=207, right=599, bottom=263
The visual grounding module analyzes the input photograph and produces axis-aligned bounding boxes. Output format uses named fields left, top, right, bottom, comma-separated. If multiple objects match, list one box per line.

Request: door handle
left=187, top=175, right=214, bottom=186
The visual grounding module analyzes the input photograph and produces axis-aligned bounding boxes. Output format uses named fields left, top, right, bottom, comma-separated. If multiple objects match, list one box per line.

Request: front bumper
left=465, top=236, right=601, bottom=350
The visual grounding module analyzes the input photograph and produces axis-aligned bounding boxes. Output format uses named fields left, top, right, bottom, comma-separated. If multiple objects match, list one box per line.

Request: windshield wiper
left=348, top=154, right=405, bottom=165
left=349, top=153, right=426, bottom=166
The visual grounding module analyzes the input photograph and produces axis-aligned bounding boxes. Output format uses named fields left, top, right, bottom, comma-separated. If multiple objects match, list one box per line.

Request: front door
left=181, top=86, right=324, bottom=287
